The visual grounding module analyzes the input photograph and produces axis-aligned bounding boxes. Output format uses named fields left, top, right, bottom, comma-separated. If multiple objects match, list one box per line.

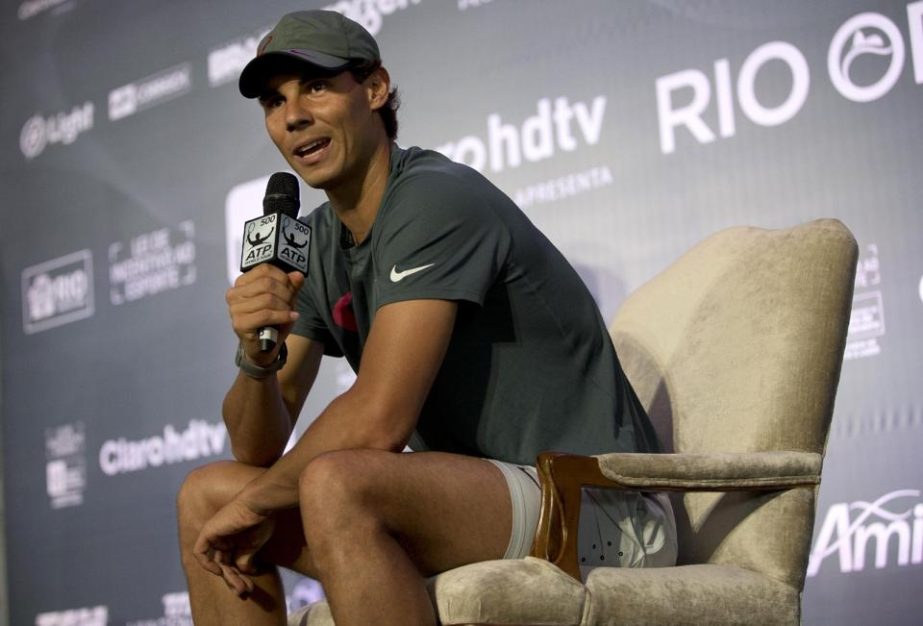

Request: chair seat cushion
left=288, top=557, right=587, bottom=626
left=582, top=564, right=800, bottom=626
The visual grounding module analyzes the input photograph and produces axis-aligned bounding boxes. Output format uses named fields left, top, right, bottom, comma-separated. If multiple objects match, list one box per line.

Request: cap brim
left=239, top=50, right=353, bottom=98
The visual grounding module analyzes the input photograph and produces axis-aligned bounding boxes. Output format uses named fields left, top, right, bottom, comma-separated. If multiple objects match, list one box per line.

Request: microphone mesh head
left=263, top=172, right=301, bottom=217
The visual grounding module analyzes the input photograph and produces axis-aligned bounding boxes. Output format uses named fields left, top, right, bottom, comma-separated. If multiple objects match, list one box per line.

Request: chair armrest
left=529, top=451, right=822, bottom=581
left=593, top=450, right=822, bottom=491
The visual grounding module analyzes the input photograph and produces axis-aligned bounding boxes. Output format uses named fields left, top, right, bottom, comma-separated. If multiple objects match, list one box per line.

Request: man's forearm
left=222, top=371, right=293, bottom=467
left=236, top=387, right=411, bottom=514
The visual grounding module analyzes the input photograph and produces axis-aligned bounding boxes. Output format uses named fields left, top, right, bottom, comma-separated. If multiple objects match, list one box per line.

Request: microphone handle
left=258, top=326, right=279, bottom=352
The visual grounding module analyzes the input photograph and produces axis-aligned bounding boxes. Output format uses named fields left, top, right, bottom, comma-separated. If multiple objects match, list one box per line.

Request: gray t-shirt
left=292, top=145, right=659, bottom=465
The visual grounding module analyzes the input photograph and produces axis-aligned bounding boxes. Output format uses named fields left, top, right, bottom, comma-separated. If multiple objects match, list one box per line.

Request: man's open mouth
left=294, top=138, right=331, bottom=157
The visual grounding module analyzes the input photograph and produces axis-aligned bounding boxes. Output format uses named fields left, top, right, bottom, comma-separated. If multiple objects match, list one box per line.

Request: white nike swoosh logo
left=390, top=263, right=435, bottom=282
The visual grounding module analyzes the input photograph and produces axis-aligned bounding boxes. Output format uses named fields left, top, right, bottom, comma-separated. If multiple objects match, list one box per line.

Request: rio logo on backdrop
left=656, top=2, right=923, bottom=154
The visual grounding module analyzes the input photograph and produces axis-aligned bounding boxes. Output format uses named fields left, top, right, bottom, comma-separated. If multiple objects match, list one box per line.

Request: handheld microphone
left=239, top=172, right=311, bottom=352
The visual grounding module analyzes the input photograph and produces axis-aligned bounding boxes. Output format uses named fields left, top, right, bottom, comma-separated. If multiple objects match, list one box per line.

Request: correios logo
left=656, top=1, right=923, bottom=153
left=808, top=489, right=923, bottom=576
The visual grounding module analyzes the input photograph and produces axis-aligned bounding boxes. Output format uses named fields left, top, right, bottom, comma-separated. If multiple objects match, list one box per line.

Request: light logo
left=22, top=249, right=95, bottom=335
left=20, top=103, right=94, bottom=159
left=808, top=489, right=923, bottom=576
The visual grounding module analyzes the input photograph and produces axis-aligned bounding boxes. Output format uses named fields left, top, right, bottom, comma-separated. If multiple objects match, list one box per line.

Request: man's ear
left=366, top=66, right=391, bottom=111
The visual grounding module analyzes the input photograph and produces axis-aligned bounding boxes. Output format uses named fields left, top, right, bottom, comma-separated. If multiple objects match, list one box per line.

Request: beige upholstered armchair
left=290, top=218, right=858, bottom=626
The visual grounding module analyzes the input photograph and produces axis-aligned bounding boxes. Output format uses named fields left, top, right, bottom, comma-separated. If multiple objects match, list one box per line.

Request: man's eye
left=260, top=96, right=283, bottom=109
left=306, top=80, right=328, bottom=93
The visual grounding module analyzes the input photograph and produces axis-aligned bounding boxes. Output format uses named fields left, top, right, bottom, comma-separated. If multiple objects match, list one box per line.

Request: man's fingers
left=218, top=561, right=254, bottom=596
left=235, top=551, right=261, bottom=575
left=192, top=539, right=223, bottom=577
left=288, top=270, right=305, bottom=293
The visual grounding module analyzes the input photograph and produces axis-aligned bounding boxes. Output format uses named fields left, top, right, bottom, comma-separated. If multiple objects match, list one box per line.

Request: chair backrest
left=610, top=219, right=857, bottom=590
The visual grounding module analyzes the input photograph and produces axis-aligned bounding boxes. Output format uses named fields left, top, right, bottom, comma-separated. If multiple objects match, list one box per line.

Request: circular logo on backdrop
left=828, top=12, right=905, bottom=103
left=20, top=114, right=46, bottom=158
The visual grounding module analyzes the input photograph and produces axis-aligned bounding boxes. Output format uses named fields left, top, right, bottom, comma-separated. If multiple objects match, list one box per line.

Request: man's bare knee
left=177, top=460, right=249, bottom=524
left=298, top=451, right=387, bottom=540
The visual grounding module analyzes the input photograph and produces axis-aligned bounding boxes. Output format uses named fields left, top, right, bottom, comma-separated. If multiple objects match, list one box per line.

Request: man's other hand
left=192, top=496, right=277, bottom=597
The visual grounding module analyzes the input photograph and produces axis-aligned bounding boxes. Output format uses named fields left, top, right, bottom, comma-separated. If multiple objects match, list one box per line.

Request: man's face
left=258, top=68, right=387, bottom=191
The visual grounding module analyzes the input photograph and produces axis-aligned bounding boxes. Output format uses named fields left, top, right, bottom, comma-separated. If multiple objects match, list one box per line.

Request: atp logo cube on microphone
left=240, top=212, right=310, bottom=274
left=239, top=173, right=310, bottom=275
left=239, top=172, right=310, bottom=352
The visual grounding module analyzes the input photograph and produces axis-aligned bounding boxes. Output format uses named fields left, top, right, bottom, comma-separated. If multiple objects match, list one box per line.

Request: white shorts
left=488, top=459, right=678, bottom=574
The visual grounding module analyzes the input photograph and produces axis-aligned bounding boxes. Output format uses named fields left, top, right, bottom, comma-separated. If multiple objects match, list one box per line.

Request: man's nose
left=285, top=97, right=313, bottom=132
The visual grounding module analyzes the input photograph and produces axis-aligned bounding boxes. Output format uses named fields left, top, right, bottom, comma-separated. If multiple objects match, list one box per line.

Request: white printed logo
left=126, top=592, right=192, bottom=626
left=458, top=0, right=492, bottom=10
left=45, top=422, right=87, bottom=509
left=226, top=176, right=272, bottom=283
left=829, top=13, right=906, bottom=103
left=436, top=95, right=607, bottom=174
left=109, top=63, right=192, bottom=121
left=35, top=606, right=108, bottom=626
left=20, top=103, right=94, bottom=159
left=109, top=221, right=196, bottom=305
left=845, top=244, right=885, bottom=361
left=808, top=489, right=923, bottom=577
left=22, top=250, right=95, bottom=335
left=18, top=0, right=70, bottom=21
left=655, top=1, right=923, bottom=153
left=99, top=419, right=227, bottom=477
left=514, top=165, right=614, bottom=210
left=390, top=263, right=434, bottom=282
left=208, top=29, right=268, bottom=87
left=324, top=0, right=422, bottom=36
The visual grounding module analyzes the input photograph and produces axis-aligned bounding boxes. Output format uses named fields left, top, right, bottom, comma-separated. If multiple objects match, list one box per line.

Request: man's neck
left=327, top=140, right=392, bottom=245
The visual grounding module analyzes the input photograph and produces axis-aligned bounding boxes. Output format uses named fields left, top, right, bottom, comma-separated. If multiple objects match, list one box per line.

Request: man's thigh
left=301, top=450, right=513, bottom=577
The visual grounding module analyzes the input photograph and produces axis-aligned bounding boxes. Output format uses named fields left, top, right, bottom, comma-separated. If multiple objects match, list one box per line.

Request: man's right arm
left=222, top=264, right=323, bottom=466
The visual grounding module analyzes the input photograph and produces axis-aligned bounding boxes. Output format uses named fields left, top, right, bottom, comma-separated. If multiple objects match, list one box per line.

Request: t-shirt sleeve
left=374, top=173, right=511, bottom=308
left=291, top=263, right=344, bottom=358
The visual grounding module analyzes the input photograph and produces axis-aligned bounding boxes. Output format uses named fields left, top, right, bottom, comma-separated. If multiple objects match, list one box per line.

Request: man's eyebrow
left=257, top=87, right=279, bottom=103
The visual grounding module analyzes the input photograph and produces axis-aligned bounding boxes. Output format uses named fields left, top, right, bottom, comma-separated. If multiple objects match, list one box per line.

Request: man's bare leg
left=177, top=461, right=318, bottom=626
left=298, top=450, right=513, bottom=626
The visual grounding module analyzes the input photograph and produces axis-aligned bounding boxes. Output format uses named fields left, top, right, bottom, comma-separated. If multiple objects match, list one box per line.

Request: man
left=177, top=10, right=675, bottom=626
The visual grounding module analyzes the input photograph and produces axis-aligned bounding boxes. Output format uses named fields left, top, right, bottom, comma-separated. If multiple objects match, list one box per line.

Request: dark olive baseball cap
left=239, top=10, right=380, bottom=98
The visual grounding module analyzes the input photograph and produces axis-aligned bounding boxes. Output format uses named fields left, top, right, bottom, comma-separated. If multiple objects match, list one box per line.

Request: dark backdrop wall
left=2, top=1, right=922, bottom=624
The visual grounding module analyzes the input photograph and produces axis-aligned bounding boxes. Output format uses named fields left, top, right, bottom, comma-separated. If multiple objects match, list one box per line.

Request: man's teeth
left=298, top=139, right=327, bottom=156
